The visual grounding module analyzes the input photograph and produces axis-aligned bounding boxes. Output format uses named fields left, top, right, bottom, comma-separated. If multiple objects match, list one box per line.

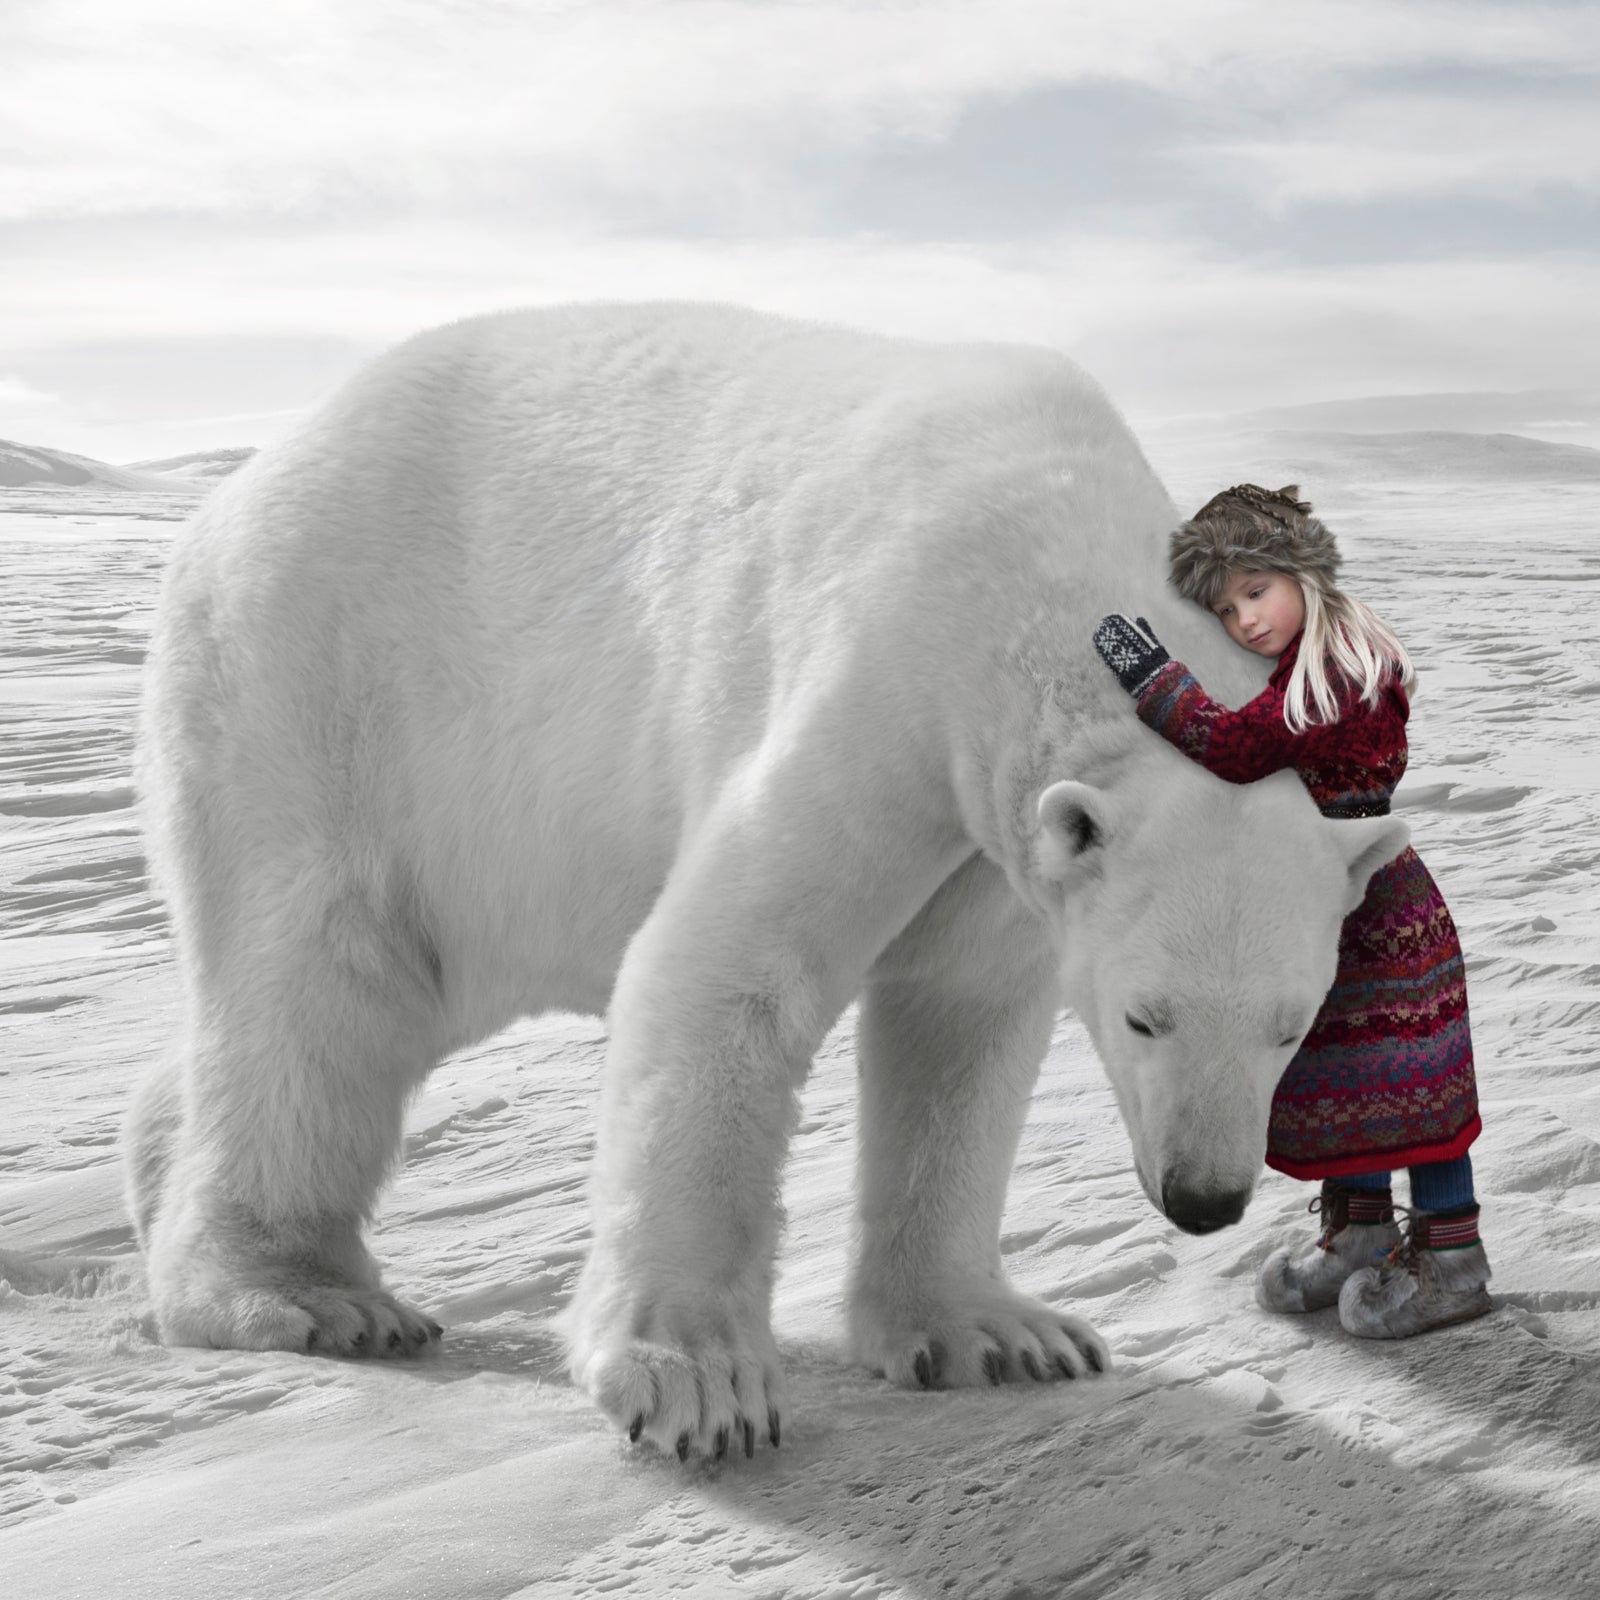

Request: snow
left=123, top=449, right=258, bottom=483
left=3, top=436, right=1600, bottom=1598
left=0, top=443, right=183, bottom=494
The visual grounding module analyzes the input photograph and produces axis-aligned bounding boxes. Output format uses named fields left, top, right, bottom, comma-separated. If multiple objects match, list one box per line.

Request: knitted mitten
left=1338, top=1205, right=1492, bottom=1339
left=1257, top=1181, right=1403, bottom=1314
left=1092, top=613, right=1171, bottom=697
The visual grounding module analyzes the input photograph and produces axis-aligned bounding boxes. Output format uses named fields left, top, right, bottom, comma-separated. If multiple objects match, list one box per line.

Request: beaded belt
left=1319, top=796, right=1392, bottom=819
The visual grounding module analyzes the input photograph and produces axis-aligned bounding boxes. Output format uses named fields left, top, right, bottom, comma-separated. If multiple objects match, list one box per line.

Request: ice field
left=3, top=431, right=1599, bottom=1598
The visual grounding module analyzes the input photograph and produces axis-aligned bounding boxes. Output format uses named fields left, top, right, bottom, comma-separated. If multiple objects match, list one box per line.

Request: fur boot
left=1257, top=1182, right=1402, bottom=1314
left=1338, top=1208, right=1492, bottom=1339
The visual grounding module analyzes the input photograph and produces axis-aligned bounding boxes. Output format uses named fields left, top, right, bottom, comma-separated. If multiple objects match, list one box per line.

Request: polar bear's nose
left=1161, top=1177, right=1252, bottom=1235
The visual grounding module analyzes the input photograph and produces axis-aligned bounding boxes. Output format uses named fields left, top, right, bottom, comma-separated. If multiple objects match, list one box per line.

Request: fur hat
left=1168, top=483, right=1341, bottom=608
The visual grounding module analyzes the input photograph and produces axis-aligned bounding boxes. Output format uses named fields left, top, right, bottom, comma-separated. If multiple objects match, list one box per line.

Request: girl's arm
left=1133, top=659, right=1303, bottom=783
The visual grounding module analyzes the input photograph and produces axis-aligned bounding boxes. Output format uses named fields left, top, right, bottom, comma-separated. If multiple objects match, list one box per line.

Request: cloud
left=1073, top=250, right=1600, bottom=416
left=1189, top=90, right=1600, bottom=207
left=7, top=215, right=1597, bottom=423
left=6, top=0, right=1598, bottom=458
left=5, top=0, right=1595, bottom=227
left=0, top=373, right=61, bottom=410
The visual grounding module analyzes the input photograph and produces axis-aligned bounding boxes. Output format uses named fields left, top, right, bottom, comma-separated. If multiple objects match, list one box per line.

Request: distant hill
left=1262, top=429, right=1600, bottom=483
left=1236, top=389, right=1600, bottom=450
left=0, top=439, right=184, bottom=491
left=127, top=447, right=258, bottom=482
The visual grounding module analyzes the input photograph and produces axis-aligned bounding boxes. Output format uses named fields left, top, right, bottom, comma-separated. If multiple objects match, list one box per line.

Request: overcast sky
left=4, top=0, right=1597, bottom=462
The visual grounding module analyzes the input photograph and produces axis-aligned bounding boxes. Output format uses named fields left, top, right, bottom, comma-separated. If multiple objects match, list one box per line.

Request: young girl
left=1092, top=483, right=1491, bottom=1339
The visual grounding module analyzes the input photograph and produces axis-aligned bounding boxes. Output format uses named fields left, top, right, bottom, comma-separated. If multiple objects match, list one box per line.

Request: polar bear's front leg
left=566, top=968, right=798, bottom=1460
left=565, top=796, right=969, bottom=1460
left=847, top=858, right=1112, bottom=1387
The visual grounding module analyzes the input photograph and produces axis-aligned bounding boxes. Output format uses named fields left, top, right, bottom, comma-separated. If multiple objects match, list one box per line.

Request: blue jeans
left=1341, top=1153, right=1475, bottom=1211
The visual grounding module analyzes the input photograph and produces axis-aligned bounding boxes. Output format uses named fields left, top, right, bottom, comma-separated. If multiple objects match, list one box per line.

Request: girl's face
left=1211, top=570, right=1306, bottom=657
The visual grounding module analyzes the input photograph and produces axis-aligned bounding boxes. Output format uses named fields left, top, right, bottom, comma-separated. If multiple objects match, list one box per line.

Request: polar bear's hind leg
left=125, top=1050, right=184, bottom=1248
left=140, top=863, right=449, bottom=1357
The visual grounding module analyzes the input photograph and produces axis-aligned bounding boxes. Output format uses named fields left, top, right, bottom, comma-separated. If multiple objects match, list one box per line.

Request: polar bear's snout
left=1054, top=772, right=1374, bottom=1243
left=1159, top=1172, right=1253, bottom=1235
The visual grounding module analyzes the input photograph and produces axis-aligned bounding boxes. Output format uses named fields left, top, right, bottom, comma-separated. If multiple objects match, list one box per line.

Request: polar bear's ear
left=1332, top=815, right=1411, bottom=913
left=1035, top=780, right=1115, bottom=882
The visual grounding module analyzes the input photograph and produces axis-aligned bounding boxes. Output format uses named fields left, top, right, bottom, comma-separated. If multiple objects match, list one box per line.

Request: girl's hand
left=1093, top=613, right=1171, bottom=696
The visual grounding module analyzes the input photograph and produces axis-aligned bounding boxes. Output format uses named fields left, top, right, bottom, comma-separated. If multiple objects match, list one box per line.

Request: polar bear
left=126, top=303, right=1408, bottom=1460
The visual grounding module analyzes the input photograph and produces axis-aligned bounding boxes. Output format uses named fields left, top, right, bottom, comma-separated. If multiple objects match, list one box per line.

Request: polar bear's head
left=1033, top=761, right=1410, bottom=1235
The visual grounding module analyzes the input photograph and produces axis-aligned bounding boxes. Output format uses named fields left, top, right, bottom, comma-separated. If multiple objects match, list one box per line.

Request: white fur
left=128, top=303, right=1409, bottom=1455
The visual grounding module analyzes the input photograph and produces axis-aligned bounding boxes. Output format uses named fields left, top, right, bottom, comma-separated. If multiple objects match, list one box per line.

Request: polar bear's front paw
left=572, top=1324, right=786, bottom=1461
left=850, top=1283, right=1111, bottom=1390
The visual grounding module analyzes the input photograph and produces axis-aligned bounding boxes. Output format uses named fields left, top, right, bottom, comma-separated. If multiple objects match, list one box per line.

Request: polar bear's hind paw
left=160, top=1281, right=443, bottom=1359
left=295, top=1288, right=443, bottom=1357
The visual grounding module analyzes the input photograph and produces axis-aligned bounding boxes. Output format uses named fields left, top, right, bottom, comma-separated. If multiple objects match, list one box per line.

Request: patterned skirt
left=1267, top=845, right=1481, bottom=1179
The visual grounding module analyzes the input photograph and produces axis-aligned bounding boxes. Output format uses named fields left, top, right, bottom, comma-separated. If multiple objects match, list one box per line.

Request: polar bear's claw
left=285, top=1287, right=442, bottom=1359
left=153, top=1271, right=442, bottom=1361
left=854, top=1287, right=1112, bottom=1390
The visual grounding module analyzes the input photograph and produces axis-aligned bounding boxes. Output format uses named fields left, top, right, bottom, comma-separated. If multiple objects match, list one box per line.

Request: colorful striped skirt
left=1267, top=845, right=1481, bottom=1179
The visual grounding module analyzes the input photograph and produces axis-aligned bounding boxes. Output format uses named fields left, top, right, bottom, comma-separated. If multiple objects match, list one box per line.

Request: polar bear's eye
left=1126, top=1014, right=1155, bottom=1037
left=1276, top=1013, right=1309, bottom=1049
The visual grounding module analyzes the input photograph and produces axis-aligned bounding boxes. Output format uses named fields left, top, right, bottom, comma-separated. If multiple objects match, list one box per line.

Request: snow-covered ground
left=3, top=434, right=1599, bottom=1599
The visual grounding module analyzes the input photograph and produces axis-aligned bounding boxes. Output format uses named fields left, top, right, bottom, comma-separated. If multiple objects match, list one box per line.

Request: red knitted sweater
left=1135, top=631, right=1407, bottom=817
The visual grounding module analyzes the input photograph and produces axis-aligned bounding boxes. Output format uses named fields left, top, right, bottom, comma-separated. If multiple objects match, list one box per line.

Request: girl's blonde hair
left=1281, top=577, right=1415, bottom=733
left=1167, top=483, right=1415, bottom=733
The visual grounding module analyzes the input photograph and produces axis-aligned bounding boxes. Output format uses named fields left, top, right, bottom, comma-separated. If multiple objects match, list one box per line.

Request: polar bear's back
left=202, top=300, right=1154, bottom=611
left=289, top=300, right=1145, bottom=577
left=165, top=300, right=1168, bottom=773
